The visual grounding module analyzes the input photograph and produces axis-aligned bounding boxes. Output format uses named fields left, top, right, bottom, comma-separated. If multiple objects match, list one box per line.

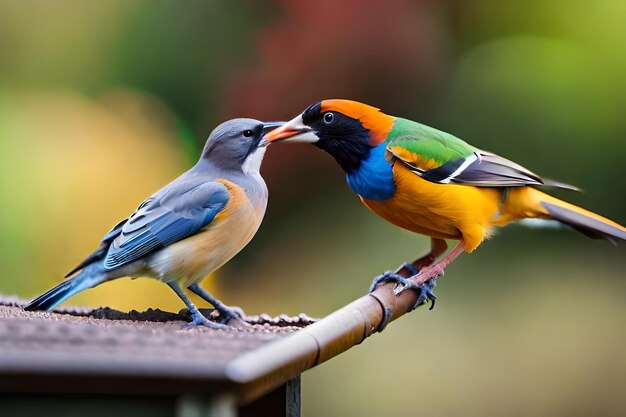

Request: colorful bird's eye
left=323, top=112, right=334, bottom=125
left=243, top=129, right=254, bottom=137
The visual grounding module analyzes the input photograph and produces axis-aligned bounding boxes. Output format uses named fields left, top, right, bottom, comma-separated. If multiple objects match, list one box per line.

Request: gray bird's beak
left=262, top=121, right=285, bottom=133
left=260, top=121, right=285, bottom=146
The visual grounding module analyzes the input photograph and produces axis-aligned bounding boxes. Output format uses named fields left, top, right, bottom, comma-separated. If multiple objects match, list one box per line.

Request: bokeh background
left=1, top=1, right=625, bottom=415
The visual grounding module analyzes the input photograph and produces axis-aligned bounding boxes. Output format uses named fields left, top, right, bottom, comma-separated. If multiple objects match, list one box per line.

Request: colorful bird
left=266, top=99, right=626, bottom=307
left=25, top=119, right=282, bottom=329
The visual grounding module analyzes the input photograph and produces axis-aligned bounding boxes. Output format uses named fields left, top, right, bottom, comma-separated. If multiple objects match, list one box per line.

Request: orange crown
left=321, top=99, right=395, bottom=145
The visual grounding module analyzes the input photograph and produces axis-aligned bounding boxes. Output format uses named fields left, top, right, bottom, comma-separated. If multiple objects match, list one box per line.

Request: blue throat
left=346, top=143, right=396, bottom=200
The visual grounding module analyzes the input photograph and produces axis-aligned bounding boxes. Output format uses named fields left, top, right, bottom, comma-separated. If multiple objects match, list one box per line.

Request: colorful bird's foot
left=369, top=261, right=422, bottom=293
left=369, top=271, right=409, bottom=293
left=394, top=277, right=438, bottom=311
left=183, top=310, right=230, bottom=330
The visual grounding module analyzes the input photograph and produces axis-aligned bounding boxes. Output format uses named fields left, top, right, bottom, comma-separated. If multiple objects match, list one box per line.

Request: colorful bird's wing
left=386, top=118, right=577, bottom=189
left=102, top=181, right=229, bottom=270
left=385, top=118, right=475, bottom=171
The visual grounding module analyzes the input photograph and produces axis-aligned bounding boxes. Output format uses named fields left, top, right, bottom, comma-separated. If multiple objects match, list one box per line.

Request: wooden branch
left=226, top=278, right=429, bottom=400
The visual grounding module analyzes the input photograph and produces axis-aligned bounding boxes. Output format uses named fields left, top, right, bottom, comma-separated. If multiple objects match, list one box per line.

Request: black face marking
left=302, top=102, right=323, bottom=125
left=302, top=102, right=373, bottom=172
left=242, top=124, right=265, bottom=161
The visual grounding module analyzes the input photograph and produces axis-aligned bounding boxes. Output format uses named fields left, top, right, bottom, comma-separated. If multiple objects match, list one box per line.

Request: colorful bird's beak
left=264, top=114, right=320, bottom=144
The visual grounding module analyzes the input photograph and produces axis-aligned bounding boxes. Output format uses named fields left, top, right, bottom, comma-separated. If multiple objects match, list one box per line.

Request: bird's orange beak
left=264, top=114, right=320, bottom=144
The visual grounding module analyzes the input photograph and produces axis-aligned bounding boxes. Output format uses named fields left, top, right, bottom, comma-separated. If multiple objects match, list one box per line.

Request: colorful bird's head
left=201, top=118, right=283, bottom=174
left=265, top=99, right=395, bottom=172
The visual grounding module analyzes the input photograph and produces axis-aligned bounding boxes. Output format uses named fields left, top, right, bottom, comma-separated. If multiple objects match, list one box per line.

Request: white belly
left=144, top=181, right=266, bottom=287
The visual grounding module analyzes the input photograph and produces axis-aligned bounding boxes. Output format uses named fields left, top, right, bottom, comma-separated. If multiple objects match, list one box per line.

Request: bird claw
left=197, top=305, right=246, bottom=325
left=370, top=268, right=438, bottom=310
left=370, top=261, right=442, bottom=311
left=369, top=271, right=408, bottom=293
left=183, top=310, right=230, bottom=330
left=394, top=277, right=438, bottom=311
left=369, top=260, right=430, bottom=293
left=215, top=305, right=246, bottom=325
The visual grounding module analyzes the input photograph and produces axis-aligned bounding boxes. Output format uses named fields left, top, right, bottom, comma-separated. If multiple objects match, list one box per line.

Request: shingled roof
left=0, top=277, right=429, bottom=405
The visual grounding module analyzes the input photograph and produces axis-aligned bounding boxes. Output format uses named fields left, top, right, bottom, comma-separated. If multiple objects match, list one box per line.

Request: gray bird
left=25, top=119, right=282, bottom=329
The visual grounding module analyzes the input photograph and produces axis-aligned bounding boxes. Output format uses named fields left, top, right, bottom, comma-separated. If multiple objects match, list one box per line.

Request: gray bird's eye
left=323, top=112, right=334, bottom=125
left=243, top=129, right=254, bottom=137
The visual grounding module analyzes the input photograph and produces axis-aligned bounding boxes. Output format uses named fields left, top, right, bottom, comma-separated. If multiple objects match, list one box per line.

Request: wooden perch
left=226, top=277, right=430, bottom=400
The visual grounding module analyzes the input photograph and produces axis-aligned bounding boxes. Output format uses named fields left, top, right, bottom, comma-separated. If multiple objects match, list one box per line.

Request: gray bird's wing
left=101, top=180, right=230, bottom=270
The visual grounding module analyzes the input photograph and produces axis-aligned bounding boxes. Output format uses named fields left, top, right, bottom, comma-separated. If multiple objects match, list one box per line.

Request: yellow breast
left=146, top=179, right=266, bottom=286
left=361, top=163, right=503, bottom=252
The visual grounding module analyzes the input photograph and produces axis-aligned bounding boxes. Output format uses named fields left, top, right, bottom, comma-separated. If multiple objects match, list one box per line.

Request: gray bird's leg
left=188, top=283, right=245, bottom=325
left=167, top=282, right=228, bottom=330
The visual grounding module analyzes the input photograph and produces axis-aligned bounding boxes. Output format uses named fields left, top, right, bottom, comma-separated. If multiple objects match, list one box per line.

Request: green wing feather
left=386, top=118, right=475, bottom=168
left=385, top=117, right=578, bottom=190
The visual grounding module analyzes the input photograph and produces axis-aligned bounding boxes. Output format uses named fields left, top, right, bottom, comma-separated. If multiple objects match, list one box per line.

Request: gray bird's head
left=200, top=118, right=283, bottom=175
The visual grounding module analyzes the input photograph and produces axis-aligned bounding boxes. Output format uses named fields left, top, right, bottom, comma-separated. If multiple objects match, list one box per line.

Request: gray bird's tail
left=24, top=264, right=108, bottom=311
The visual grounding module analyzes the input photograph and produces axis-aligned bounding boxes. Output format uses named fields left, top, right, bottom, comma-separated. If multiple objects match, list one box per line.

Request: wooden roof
left=0, top=277, right=427, bottom=404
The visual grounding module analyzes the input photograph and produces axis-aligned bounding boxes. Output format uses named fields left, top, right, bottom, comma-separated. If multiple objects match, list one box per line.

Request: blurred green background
left=1, top=1, right=625, bottom=415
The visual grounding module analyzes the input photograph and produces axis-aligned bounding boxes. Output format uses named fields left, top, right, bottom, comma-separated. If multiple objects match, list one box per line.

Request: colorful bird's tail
left=507, top=188, right=626, bottom=243
left=24, top=264, right=108, bottom=311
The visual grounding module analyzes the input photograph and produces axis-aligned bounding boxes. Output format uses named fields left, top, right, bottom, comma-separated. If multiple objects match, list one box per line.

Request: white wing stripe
left=439, top=152, right=480, bottom=184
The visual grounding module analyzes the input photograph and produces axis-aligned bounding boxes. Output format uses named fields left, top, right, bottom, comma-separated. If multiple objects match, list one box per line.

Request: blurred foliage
left=0, top=0, right=624, bottom=416
left=0, top=89, right=191, bottom=310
